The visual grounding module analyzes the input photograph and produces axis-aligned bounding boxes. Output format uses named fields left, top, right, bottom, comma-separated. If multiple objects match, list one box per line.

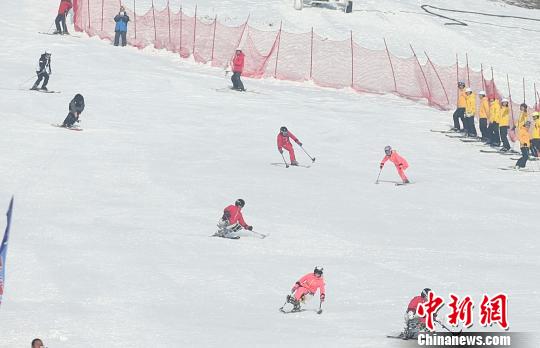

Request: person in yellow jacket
left=452, top=81, right=467, bottom=131
left=478, top=90, right=489, bottom=141
left=531, top=112, right=540, bottom=157
left=515, top=121, right=531, bottom=169
left=487, top=96, right=501, bottom=146
left=464, top=87, right=477, bottom=137
left=499, top=98, right=512, bottom=151
left=516, top=103, right=529, bottom=129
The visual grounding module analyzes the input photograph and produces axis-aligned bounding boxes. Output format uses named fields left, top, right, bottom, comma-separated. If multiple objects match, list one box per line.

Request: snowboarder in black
left=31, top=51, right=52, bottom=91
left=62, top=94, right=85, bottom=128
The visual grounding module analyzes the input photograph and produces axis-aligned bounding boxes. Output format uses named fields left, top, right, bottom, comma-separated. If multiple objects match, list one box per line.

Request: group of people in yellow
left=452, top=81, right=540, bottom=169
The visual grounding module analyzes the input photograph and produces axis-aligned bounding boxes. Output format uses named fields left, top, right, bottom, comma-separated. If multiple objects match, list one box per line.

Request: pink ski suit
left=380, top=150, right=409, bottom=182
left=292, top=273, right=326, bottom=302
left=277, top=131, right=301, bottom=162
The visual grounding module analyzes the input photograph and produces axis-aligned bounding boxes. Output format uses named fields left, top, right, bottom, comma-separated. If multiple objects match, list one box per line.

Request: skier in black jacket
left=31, top=50, right=52, bottom=91
left=62, top=94, right=85, bottom=128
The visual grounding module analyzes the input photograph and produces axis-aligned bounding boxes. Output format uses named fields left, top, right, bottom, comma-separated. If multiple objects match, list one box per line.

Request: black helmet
left=520, top=103, right=528, bottom=110
left=235, top=199, right=245, bottom=207
left=458, top=81, right=465, bottom=88
left=280, top=126, right=288, bottom=133
left=314, top=266, right=323, bottom=276
left=74, top=94, right=84, bottom=102
left=421, top=288, right=431, bottom=299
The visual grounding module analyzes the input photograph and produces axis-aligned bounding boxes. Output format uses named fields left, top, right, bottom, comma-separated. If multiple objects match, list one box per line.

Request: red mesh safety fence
left=73, top=0, right=538, bottom=115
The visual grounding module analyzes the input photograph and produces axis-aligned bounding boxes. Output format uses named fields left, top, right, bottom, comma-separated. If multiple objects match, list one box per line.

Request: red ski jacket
left=277, top=132, right=300, bottom=152
left=381, top=150, right=408, bottom=168
left=232, top=52, right=245, bottom=73
left=58, top=0, right=72, bottom=14
left=407, top=295, right=427, bottom=323
left=224, top=205, right=248, bottom=228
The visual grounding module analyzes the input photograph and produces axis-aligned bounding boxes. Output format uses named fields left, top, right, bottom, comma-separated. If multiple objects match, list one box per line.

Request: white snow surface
left=0, top=0, right=539, bottom=347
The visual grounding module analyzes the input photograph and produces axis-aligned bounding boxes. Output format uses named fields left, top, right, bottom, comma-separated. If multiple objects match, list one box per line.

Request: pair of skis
left=279, top=298, right=323, bottom=315
left=210, top=230, right=268, bottom=240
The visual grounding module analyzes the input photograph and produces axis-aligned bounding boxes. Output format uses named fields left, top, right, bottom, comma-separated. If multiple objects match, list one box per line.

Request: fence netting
left=73, top=0, right=540, bottom=114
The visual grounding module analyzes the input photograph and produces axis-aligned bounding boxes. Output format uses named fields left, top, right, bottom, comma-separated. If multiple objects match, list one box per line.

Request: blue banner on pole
left=0, top=196, right=14, bottom=307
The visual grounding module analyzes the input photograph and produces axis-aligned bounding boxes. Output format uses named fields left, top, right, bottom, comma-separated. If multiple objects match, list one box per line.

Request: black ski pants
left=479, top=118, right=488, bottom=140
left=500, top=126, right=511, bottom=150
left=516, top=147, right=529, bottom=168
left=34, top=71, right=49, bottom=88
left=453, top=107, right=465, bottom=130
left=231, top=72, right=245, bottom=91
left=489, top=122, right=500, bottom=146
left=531, top=139, right=540, bottom=157
left=62, top=112, right=79, bottom=127
left=55, top=14, right=68, bottom=33
left=114, top=31, right=127, bottom=46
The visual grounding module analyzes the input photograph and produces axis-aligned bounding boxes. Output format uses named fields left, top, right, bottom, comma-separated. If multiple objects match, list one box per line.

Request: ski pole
left=300, top=145, right=316, bottom=162
left=45, top=21, right=55, bottom=34
left=251, top=230, right=267, bottom=239
left=281, top=152, right=289, bottom=168
left=435, top=319, right=461, bottom=336
left=18, top=74, right=37, bottom=89
left=317, top=300, right=323, bottom=314
left=375, top=167, right=383, bottom=184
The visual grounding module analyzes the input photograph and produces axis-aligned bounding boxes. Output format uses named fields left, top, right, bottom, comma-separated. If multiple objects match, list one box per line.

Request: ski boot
left=30, top=84, right=39, bottom=90
left=53, top=30, right=62, bottom=35
left=286, top=295, right=302, bottom=312
left=402, top=179, right=410, bottom=184
left=290, top=160, right=299, bottom=166
left=40, top=86, right=48, bottom=91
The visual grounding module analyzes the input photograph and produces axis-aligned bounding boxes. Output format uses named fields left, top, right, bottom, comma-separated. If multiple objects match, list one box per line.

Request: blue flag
left=0, top=196, right=14, bottom=307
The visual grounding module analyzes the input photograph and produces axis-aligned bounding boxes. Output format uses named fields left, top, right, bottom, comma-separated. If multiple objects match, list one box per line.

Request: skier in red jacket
left=215, top=199, right=253, bottom=238
left=277, top=126, right=302, bottom=166
left=231, top=49, right=245, bottom=91
left=54, top=0, right=72, bottom=35
left=282, top=267, right=326, bottom=313
left=400, top=288, right=432, bottom=339
left=380, top=145, right=410, bottom=184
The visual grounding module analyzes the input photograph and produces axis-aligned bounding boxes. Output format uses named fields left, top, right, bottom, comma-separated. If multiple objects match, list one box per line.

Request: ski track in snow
left=0, top=0, right=539, bottom=347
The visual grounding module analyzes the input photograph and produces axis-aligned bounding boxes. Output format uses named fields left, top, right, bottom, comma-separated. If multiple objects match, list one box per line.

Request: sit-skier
left=380, top=146, right=410, bottom=184
left=399, top=288, right=432, bottom=339
left=283, top=267, right=325, bottom=312
left=215, top=199, right=253, bottom=238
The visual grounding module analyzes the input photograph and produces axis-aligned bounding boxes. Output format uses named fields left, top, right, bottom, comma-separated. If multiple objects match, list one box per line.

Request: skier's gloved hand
left=297, top=142, right=303, bottom=146
left=379, top=163, right=384, bottom=169
left=279, top=149, right=283, bottom=154
left=320, top=293, right=325, bottom=302
left=222, top=211, right=231, bottom=221
left=246, top=225, right=253, bottom=231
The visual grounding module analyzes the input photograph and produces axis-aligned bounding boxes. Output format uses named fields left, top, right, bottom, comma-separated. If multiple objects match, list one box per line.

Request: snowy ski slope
left=0, top=0, right=539, bottom=347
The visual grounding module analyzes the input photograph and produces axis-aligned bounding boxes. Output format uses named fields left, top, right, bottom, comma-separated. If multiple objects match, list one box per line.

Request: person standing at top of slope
left=400, top=288, right=432, bottom=339
left=452, top=81, right=467, bottom=132
left=531, top=112, right=540, bottom=157
left=515, top=121, right=531, bottom=169
left=499, top=98, right=512, bottom=152
left=54, top=0, right=72, bottom=35
left=277, top=126, right=303, bottom=166
left=62, top=94, right=85, bottom=128
left=230, top=49, right=245, bottom=91
left=478, top=90, right=489, bottom=141
left=113, top=6, right=130, bottom=47
left=31, top=50, right=52, bottom=91
left=487, top=96, right=501, bottom=146
left=215, top=199, right=253, bottom=237
left=464, top=87, right=478, bottom=137
left=380, top=146, right=409, bottom=184
left=284, top=267, right=326, bottom=312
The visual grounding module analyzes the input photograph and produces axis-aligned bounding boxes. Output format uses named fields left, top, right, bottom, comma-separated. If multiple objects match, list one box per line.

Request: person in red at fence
left=54, top=0, right=72, bottom=35
left=113, top=6, right=130, bottom=47
left=231, top=48, right=246, bottom=91
left=277, top=126, right=303, bottom=166
left=215, top=199, right=253, bottom=238
left=400, top=288, right=433, bottom=339
left=380, top=145, right=410, bottom=184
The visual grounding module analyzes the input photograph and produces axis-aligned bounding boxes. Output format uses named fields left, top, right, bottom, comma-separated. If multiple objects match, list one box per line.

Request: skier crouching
left=215, top=199, right=253, bottom=238
left=62, top=94, right=85, bottom=128
left=400, top=288, right=431, bottom=339
left=283, top=267, right=325, bottom=312
left=380, top=145, right=410, bottom=184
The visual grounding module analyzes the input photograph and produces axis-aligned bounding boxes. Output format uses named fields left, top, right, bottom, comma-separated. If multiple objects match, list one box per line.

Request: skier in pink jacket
left=283, top=267, right=326, bottom=312
left=380, top=145, right=410, bottom=184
